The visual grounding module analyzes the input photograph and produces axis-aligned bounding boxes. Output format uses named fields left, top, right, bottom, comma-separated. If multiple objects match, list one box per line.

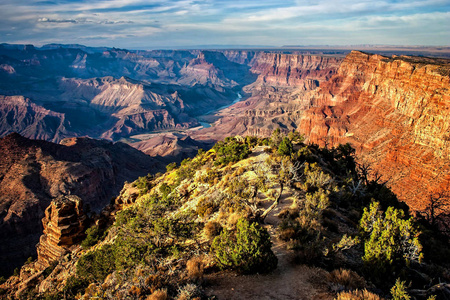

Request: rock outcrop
left=248, top=52, right=341, bottom=88
left=299, top=51, right=450, bottom=211
left=36, top=195, right=86, bottom=270
left=0, top=133, right=161, bottom=276
left=0, top=95, right=69, bottom=142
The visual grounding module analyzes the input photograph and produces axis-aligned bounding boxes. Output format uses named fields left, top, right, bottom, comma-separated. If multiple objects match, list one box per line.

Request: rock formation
left=132, top=132, right=213, bottom=161
left=35, top=195, right=86, bottom=270
left=1, top=43, right=450, bottom=222
left=0, top=46, right=246, bottom=143
left=299, top=51, right=450, bottom=211
left=248, top=52, right=341, bottom=88
left=0, top=133, right=161, bottom=276
left=191, top=53, right=342, bottom=141
left=0, top=95, right=69, bottom=142
left=191, top=50, right=450, bottom=212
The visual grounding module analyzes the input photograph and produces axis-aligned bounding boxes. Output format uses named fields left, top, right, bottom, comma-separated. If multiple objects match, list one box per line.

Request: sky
left=0, top=0, right=449, bottom=49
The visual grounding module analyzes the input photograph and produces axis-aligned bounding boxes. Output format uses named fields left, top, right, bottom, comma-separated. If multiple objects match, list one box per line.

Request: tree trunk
left=261, top=182, right=284, bottom=221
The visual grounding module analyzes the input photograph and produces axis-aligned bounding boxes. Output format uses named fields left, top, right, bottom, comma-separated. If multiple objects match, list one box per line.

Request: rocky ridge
left=0, top=133, right=160, bottom=276
left=1, top=137, right=448, bottom=299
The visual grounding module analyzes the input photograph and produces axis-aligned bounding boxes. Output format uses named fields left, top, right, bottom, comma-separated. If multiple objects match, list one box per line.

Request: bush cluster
left=211, top=218, right=277, bottom=273
left=360, top=201, right=422, bottom=278
left=212, top=137, right=251, bottom=166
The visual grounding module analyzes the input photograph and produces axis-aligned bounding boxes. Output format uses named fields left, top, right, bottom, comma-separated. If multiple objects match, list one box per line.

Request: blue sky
left=1, top=0, right=449, bottom=49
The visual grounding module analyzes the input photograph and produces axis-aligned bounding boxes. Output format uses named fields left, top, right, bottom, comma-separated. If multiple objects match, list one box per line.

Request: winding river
left=199, top=92, right=243, bottom=128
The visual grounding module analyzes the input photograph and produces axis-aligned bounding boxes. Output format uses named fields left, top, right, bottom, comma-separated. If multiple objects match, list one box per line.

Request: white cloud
left=0, top=0, right=449, bottom=47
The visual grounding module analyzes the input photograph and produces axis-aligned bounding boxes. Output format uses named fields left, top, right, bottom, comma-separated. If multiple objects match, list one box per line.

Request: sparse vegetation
left=6, top=134, right=450, bottom=300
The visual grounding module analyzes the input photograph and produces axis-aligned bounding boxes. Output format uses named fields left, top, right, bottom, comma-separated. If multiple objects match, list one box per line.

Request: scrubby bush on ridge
left=211, top=218, right=277, bottom=273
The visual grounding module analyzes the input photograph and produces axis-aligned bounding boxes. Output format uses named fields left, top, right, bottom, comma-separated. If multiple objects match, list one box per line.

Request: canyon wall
left=248, top=52, right=341, bottom=88
left=0, top=133, right=161, bottom=276
left=192, top=53, right=342, bottom=140
left=300, top=51, right=450, bottom=211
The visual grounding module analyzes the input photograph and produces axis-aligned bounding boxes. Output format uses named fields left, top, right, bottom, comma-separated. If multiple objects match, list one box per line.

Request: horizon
left=3, top=42, right=450, bottom=53
left=1, top=0, right=449, bottom=50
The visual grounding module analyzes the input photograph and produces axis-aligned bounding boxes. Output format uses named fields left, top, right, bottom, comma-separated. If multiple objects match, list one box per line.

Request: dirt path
left=204, top=194, right=333, bottom=300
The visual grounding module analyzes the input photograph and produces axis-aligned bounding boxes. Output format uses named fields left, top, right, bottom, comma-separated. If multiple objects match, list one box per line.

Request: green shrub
left=211, top=218, right=277, bottom=273
left=63, top=275, right=89, bottom=298
left=196, top=197, right=217, bottom=217
left=166, top=162, right=177, bottom=172
left=81, top=225, right=104, bottom=249
left=391, top=278, right=411, bottom=300
left=76, top=244, right=115, bottom=282
left=115, top=207, right=137, bottom=227
left=288, top=131, right=305, bottom=143
left=213, top=137, right=251, bottom=166
left=278, top=137, right=293, bottom=156
left=360, top=201, right=423, bottom=276
left=133, top=174, right=153, bottom=195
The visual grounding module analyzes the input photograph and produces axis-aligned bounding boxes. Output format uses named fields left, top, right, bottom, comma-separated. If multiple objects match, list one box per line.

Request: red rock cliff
left=36, top=195, right=86, bottom=270
left=300, top=51, right=450, bottom=211
left=249, top=53, right=341, bottom=88
left=192, top=53, right=343, bottom=141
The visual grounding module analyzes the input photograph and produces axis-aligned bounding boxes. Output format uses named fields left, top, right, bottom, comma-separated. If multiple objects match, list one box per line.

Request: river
left=123, top=92, right=243, bottom=142
left=199, top=93, right=243, bottom=128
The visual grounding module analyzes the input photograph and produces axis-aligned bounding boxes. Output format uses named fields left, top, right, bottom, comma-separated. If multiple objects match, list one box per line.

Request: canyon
left=0, top=44, right=449, bottom=278
left=0, top=132, right=161, bottom=276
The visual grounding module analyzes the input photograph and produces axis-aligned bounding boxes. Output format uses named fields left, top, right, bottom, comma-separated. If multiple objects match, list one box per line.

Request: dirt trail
left=204, top=195, right=333, bottom=300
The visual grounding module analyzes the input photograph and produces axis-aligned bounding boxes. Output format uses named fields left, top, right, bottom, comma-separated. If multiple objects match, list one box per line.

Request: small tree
left=420, top=191, right=449, bottom=230
left=270, top=128, right=282, bottom=149
left=360, top=201, right=423, bottom=275
left=278, top=137, right=293, bottom=156
left=391, top=278, right=411, bottom=300
left=211, top=218, right=277, bottom=273
left=166, top=162, right=177, bottom=172
left=288, top=131, right=305, bottom=144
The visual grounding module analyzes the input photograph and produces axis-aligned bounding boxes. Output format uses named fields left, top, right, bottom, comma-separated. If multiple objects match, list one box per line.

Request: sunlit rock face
left=35, top=195, right=86, bottom=270
left=300, top=51, right=450, bottom=211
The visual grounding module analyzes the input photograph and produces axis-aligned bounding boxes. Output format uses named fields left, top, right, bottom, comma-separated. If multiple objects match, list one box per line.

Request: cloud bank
left=0, top=0, right=449, bottom=49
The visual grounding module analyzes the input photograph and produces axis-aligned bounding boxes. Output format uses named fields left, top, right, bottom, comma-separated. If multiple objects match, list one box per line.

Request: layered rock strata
left=35, top=195, right=86, bottom=270
left=0, top=133, right=160, bottom=276
left=191, top=53, right=342, bottom=141
left=299, top=51, right=450, bottom=211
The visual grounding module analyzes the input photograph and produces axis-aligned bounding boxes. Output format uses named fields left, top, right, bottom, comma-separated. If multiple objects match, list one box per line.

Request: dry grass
left=227, top=212, right=241, bottom=228
left=147, top=289, right=168, bottom=300
left=336, top=289, right=384, bottom=300
left=204, top=221, right=222, bottom=240
left=176, top=283, right=200, bottom=300
left=186, top=256, right=205, bottom=282
left=326, top=268, right=366, bottom=292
